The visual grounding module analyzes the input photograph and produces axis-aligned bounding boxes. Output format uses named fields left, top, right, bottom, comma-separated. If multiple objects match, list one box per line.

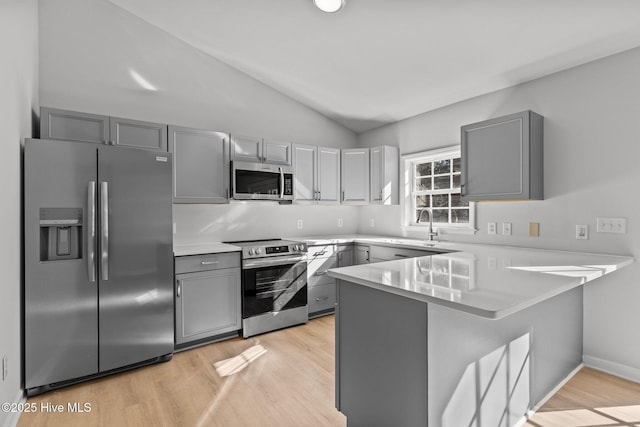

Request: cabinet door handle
left=394, top=254, right=409, bottom=258
left=176, top=281, right=182, bottom=298
left=315, top=296, right=329, bottom=302
left=201, top=260, right=219, bottom=265
left=315, top=270, right=327, bottom=276
left=342, top=190, right=345, bottom=202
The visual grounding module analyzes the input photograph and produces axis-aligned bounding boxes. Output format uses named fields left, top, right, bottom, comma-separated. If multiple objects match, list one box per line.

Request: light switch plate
left=337, top=218, right=343, bottom=228
left=488, top=222, right=497, bottom=235
left=297, top=219, right=303, bottom=229
left=576, top=224, right=588, bottom=240
left=369, top=218, right=375, bottom=227
left=502, top=222, right=512, bottom=236
left=529, top=222, right=539, bottom=237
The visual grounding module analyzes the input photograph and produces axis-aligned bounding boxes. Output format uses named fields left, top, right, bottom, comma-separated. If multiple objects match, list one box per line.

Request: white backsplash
left=173, top=203, right=359, bottom=244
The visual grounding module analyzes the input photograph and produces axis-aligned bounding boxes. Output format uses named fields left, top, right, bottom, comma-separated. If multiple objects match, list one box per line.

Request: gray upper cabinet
left=370, top=145, right=399, bottom=205
left=40, top=106, right=167, bottom=151
left=109, top=117, right=168, bottom=151
left=293, top=144, right=340, bottom=204
left=169, top=125, right=230, bottom=204
left=231, top=135, right=291, bottom=165
left=341, top=148, right=370, bottom=205
left=41, top=107, right=108, bottom=144
left=263, top=139, right=291, bottom=165
left=461, top=110, right=543, bottom=201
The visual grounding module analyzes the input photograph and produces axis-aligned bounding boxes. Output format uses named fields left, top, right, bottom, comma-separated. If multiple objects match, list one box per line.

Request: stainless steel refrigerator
left=24, top=138, right=174, bottom=395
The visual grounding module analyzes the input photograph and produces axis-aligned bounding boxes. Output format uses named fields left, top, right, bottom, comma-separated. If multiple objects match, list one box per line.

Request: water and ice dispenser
left=39, top=208, right=83, bottom=261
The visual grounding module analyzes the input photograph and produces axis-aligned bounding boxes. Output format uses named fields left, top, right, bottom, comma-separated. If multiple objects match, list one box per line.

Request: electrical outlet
left=502, top=222, right=512, bottom=236
left=576, top=224, right=588, bottom=240
left=2, top=355, right=7, bottom=381
left=297, top=219, right=303, bottom=229
left=596, top=217, right=626, bottom=234
left=337, top=218, right=343, bottom=228
left=487, top=222, right=497, bottom=235
left=369, top=218, right=375, bottom=227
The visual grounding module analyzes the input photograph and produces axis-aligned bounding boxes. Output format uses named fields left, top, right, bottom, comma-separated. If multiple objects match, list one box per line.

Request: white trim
left=401, top=146, right=475, bottom=232
left=583, top=355, right=640, bottom=383
left=518, top=363, right=584, bottom=426
left=2, top=389, right=25, bottom=427
left=402, top=144, right=460, bottom=160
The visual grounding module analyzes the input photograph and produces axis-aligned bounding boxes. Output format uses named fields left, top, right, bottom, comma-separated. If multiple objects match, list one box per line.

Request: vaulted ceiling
left=109, top=0, right=640, bottom=133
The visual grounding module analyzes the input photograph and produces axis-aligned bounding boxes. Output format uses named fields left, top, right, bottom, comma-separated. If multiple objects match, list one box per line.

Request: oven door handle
left=243, top=255, right=307, bottom=269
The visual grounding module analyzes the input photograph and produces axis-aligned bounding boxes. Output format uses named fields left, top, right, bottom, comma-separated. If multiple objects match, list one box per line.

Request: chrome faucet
left=417, top=207, right=438, bottom=241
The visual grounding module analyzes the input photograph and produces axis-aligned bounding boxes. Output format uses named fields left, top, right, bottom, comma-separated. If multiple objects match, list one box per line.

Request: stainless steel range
left=224, top=239, right=308, bottom=338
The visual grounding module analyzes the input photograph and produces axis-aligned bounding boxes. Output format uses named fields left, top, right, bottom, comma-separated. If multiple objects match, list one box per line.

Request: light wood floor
left=19, top=315, right=640, bottom=427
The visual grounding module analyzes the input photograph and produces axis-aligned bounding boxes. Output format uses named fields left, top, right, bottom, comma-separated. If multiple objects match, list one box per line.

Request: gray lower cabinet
left=169, top=125, right=230, bottom=203
left=40, top=106, right=168, bottom=151
left=461, top=110, right=543, bottom=201
left=353, top=245, right=370, bottom=265
left=308, top=244, right=338, bottom=318
left=337, top=244, right=354, bottom=267
left=174, top=252, right=241, bottom=347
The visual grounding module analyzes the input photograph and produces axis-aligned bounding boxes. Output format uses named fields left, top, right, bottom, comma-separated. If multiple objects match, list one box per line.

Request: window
left=402, top=146, right=475, bottom=232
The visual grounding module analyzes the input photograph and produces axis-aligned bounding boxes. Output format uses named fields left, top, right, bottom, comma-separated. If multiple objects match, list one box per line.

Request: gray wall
left=38, top=0, right=359, bottom=243
left=0, top=1, right=38, bottom=426
left=358, top=46, right=640, bottom=379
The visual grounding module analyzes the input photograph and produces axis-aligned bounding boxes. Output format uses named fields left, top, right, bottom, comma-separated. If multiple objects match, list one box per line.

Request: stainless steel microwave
left=232, top=161, right=294, bottom=201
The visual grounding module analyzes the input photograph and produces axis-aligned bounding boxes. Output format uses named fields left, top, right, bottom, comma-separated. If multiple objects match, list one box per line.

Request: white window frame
left=401, top=145, right=477, bottom=235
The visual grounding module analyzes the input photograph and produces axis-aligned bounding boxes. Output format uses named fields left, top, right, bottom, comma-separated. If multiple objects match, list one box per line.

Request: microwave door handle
left=279, top=167, right=284, bottom=199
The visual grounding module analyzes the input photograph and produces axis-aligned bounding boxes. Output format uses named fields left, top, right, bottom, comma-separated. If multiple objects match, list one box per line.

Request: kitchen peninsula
left=327, top=242, right=633, bottom=427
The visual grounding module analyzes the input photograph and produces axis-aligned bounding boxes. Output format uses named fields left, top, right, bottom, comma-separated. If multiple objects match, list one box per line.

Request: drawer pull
left=313, top=251, right=327, bottom=256
left=394, top=254, right=409, bottom=258
left=201, top=260, right=219, bottom=265
left=315, top=296, right=329, bottom=302
left=315, top=271, right=327, bottom=276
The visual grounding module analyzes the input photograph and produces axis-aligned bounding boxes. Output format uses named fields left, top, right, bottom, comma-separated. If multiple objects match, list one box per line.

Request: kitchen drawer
left=308, top=244, right=336, bottom=259
left=175, top=252, right=241, bottom=274
left=308, top=282, right=336, bottom=315
left=308, top=255, right=337, bottom=287
left=369, top=245, right=437, bottom=262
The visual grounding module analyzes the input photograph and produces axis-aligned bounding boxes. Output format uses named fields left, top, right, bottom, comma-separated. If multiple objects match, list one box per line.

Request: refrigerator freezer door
left=24, top=139, right=99, bottom=389
left=97, top=146, right=174, bottom=371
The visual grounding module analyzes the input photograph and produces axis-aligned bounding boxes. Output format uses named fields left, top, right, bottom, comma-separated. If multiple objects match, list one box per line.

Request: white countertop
left=325, top=240, right=634, bottom=319
left=173, top=242, right=241, bottom=256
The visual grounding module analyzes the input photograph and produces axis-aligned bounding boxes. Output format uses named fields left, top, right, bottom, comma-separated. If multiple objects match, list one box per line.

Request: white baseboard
left=1, top=389, right=25, bottom=427
left=517, top=363, right=584, bottom=426
left=583, top=354, right=640, bottom=383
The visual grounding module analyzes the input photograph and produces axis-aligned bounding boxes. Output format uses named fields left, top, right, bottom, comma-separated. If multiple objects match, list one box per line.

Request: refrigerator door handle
left=87, top=181, right=97, bottom=283
left=100, top=181, right=109, bottom=281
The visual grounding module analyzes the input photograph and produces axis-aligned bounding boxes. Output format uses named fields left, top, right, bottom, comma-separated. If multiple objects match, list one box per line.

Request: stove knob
left=293, top=245, right=298, bottom=251
left=248, top=248, right=255, bottom=255
left=256, top=247, right=262, bottom=254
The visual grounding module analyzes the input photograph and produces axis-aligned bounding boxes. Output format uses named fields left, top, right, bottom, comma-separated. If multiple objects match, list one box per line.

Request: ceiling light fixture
left=313, top=0, right=345, bottom=13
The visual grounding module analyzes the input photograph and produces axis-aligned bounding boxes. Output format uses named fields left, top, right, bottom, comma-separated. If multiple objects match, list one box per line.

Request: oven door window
left=243, top=261, right=307, bottom=318
left=235, top=170, right=280, bottom=196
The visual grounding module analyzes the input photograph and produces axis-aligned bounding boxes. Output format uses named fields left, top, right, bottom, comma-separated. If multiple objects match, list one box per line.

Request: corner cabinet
left=461, top=110, right=543, bottom=201
left=370, top=146, right=399, bottom=205
left=231, top=135, right=291, bottom=165
left=292, top=144, right=340, bottom=204
left=341, top=148, right=370, bottom=205
left=169, top=125, right=230, bottom=204
left=174, top=252, right=241, bottom=348
left=40, top=106, right=168, bottom=151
